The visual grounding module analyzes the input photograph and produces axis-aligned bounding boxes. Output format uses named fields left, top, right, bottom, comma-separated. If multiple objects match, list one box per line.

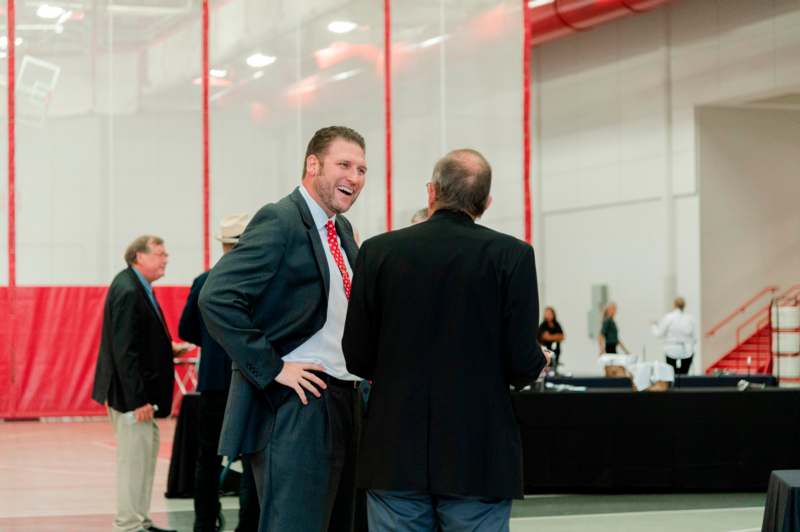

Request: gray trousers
left=109, top=408, right=159, bottom=532
left=249, top=385, right=360, bottom=532
left=367, top=490, right=512, bottom=532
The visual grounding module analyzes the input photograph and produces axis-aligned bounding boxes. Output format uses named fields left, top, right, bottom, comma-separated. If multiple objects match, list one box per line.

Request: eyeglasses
left=143, top=250, right=169, bottom=258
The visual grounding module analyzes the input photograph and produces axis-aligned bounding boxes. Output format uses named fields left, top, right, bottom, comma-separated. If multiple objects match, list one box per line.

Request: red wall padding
left=0, top=285, right=190, bottom=419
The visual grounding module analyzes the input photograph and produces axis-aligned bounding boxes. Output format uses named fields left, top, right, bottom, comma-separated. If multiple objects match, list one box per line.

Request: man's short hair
left=431, top=149, right=491, bottom=218
left=674, top=297, right=686, bottom=311
left=410, top=208, right=429, bottom=224
left=302, top=126, right=366, bottom=178
left=124, top=235, right=164, bottom=266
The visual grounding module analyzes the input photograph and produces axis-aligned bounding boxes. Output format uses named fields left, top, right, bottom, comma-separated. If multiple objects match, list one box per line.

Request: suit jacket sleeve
left=504, top=245, right=546, bottom=388
left=342, top=243, right=377, bottom=379
left=199, top=207, right=287, bottom=390
left=111, top=288, right=148, bottom=408
left=178, top=276, right=204, bottom=346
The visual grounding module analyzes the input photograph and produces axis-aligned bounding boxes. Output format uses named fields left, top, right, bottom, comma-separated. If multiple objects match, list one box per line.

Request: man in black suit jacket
left=199, top=126, right=367, bottom=532
left=92, top=235, right=177, bottom=532
left=179, top=213, right=259, bottom=532
left=342, top=149, right=549, bottom=532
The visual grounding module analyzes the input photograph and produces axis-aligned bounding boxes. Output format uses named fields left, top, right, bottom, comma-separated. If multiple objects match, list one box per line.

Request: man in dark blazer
left=199, top=126, right=367, bottom=532
left=92, top=235, right=177, bottom=532
left=342, top=149, right=549, bottom=532
left=179, top=213, right=259, bottom=532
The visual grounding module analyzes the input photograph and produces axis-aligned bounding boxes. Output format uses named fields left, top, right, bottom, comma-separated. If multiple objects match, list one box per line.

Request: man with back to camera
left=342, top=149, right=550, bottom=531
left=92, top=235, right=180, bottom=532
left=652, top=296, right=697, bottom=374
left=178, top=214, right=259, bottom=532
left=198, top=126, right=367, bottom=532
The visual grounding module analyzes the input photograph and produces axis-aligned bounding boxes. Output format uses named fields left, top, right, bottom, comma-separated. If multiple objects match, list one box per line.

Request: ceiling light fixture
left=37, top=4, right=66, bottom=19
left=331, top=69, right=361, bottom=82
left=419, top=35, right=449, bottom=48
left=327, top=20, right=357, bottom=34
left=209, top=69, right=227, bottom=78
left=246, top=53, right=276, bottom=68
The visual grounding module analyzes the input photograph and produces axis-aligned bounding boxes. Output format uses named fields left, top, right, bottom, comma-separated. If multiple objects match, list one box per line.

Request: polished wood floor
left=0, top=418, right=766, bottom=531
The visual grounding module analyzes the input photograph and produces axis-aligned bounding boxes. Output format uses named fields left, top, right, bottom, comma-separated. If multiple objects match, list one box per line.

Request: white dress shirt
left=282, top=185, right=360, bottom=381
left=651, top=308, right=697, bottom=359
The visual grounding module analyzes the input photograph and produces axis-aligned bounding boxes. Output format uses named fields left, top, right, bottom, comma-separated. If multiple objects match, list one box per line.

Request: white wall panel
left=534, top=0, right=800, bottom=369
left=698, top=107, right=800, bottom=365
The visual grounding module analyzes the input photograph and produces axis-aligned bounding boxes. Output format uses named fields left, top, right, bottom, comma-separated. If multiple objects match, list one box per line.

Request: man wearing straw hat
left=179, top=214, right=259, bottom=532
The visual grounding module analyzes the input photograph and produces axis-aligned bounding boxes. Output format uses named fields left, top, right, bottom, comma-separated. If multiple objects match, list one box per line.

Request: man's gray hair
left=431, top=149, right=491, bottom=218
left=124, top=235, right=164, bottom=266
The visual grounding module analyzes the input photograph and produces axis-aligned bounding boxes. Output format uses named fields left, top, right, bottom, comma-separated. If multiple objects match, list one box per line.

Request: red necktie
left=325, top=220, right=351, bottom=299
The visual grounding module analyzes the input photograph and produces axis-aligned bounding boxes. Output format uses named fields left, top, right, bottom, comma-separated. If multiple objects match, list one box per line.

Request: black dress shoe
left=145, top=526, right=177, bottom=532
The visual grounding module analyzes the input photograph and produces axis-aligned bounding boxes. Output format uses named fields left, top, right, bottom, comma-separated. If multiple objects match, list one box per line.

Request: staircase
left=706, top=285, right=800, bottom=376
left=706, top=324, right=771, bottom=374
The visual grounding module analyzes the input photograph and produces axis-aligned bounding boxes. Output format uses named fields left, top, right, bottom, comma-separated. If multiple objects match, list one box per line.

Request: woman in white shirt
left=652, top=297, right=697, bottom=374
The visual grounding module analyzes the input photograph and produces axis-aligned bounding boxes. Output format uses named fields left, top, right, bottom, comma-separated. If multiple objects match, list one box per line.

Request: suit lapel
left=153, top=299, right=172, bottom=340
left=290, top=188, right=330, bottom=298
left=126, top=268, right=171, bottom=341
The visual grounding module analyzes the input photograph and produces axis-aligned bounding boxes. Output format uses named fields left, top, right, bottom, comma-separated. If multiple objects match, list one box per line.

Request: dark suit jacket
left=92, top=267, right=174, bottom=416
left=178, top=271, right=232, bottom=393
left=199, top=187, right=358, bottom=457
left=342, top=209, right=546, bottom=500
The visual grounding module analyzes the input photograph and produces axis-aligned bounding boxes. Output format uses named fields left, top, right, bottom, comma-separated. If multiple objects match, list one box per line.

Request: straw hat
left=216, top=213, right=251, bottom=244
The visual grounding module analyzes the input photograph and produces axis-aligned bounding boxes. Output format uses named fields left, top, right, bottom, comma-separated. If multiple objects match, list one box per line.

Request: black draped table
left=543, top=374, right=777, bottom=390
left=763, top=470, right=800, bottom=531
left=513, top=388, right=800, bottom=493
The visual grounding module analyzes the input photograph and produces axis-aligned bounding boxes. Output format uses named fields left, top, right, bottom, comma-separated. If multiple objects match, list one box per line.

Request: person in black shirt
left=538, top=306, right=565, bottom=370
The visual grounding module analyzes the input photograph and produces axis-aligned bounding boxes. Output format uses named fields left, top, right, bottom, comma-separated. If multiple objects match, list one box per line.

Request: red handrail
left=776, top=284, right=800, bottom=305
left=705, top=286, right=779, bottom=337
left=735, top=304, right=771, bottom=346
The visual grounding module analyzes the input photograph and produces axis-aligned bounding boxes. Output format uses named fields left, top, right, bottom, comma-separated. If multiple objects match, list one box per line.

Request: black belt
left=311, top=371, right=360, bottom=390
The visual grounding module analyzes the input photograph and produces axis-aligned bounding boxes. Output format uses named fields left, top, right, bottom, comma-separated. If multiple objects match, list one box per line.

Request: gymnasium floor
left=0, top=419, right=766, bottom=532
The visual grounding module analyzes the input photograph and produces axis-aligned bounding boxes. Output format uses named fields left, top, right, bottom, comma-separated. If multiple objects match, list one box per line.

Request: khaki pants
left=109, top=408, right=159, bottom=532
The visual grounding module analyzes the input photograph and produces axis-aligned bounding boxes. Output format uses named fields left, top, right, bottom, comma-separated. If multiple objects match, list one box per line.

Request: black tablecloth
left=763, top=470, right=800, bottom=531
left=544, top=374, right=778, bottom=390
left=165, top=392, right=243, bottom=498
left=545, top=376, right=632, bottom=389
left=513, top=388, right=800, bottom=493
left=675, top=374, right=778, bottom=388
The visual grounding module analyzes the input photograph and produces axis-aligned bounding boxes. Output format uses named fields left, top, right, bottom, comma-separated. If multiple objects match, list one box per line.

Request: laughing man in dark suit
left=342, top=149, right=549, bottom=532
left=199, top=126, right=367, bottom=532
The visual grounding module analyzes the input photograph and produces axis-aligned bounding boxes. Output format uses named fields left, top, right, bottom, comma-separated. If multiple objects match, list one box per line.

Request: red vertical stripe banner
left=202, top=0, right=210, bottom=270
left=7, top=0, right=17, bottom=389
left=7, top=0, right=16, bottom=285
left=383, top=0, right=393, bottom=232
left=522, top=0, right=533, bottom=244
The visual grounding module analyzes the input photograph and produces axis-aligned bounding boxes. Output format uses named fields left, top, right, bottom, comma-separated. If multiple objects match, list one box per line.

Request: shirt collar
left=132, top=266, right=153, bottom=293
left=299, top=184, right=335, bottom=231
